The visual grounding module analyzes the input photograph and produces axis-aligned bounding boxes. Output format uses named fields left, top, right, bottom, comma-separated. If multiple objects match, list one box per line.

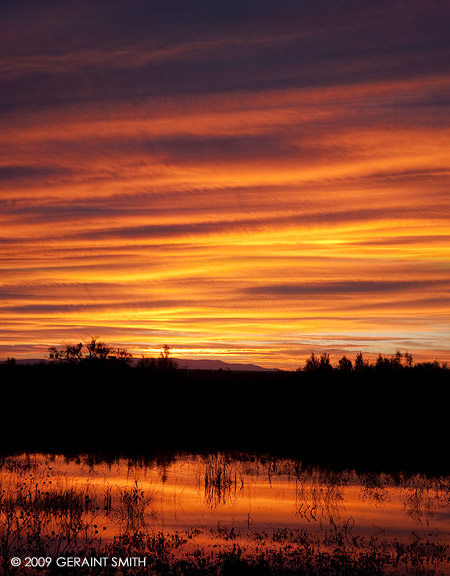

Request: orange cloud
left=1, top=17, right=449, bottom=368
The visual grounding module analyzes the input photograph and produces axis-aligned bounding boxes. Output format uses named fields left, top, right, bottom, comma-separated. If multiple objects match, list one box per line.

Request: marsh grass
left=12, top=525, right=445, bottom=576
left=0, top=468, right=104, bottom=573
left=114, top=481, right=155, bottom=532
left=202, top=454, right=243, bottom=510
left=0, top=459, right=156, bottom=574
left=294, top=468, right=348, bottom=528
left=2, top=455, right=450, bottom=575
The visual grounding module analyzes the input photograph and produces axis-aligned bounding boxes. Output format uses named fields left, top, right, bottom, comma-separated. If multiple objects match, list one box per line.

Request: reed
left=2, top=456, right=450, bottom=575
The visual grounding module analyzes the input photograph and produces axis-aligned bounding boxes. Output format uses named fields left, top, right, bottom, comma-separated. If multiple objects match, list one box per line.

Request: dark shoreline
left=2, top=361, right=449, bottom=475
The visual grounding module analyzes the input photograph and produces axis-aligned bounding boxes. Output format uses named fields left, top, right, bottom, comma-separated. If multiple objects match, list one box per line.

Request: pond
left=1, top=452, right=450, bottom=574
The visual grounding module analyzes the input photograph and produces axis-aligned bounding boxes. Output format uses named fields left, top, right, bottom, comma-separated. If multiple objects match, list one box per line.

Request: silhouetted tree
left=65, top=342, right=84, bottom=361
left=375, top=352, right=407, bottom=373
left=404, top=351, right=413, bottom=368
left=303, top=352, right=334, bottom=372
left=48, top=342, right=83, bottom=361
left=48, top=345, right=62, bottom=360
left=319, top=352, right=333, bottom=372
left=338, top=355, right=353, bottom=372
left=304, top=352, right=320, bottom=372
left=375, top=354, right=389, bottom=372
left=112, top=347, right=133, bottom=364
left=415, top=360, right=445, bottom=372
left=393, top=350, right=403, bottom=369
left=85, top=337, right=112, bottom=360
left=158, top=344, right=176, bottom=370
left=136, top=345, right=177, bottom=371
left=48, top=338, right=132, bottom=363
left=354, top=352, right=368, bottom=373
left=161, top=344, right=171, bottom=359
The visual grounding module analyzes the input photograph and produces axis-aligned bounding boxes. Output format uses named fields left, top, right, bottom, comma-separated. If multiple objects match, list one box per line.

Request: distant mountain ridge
left=172, top=358, right=280, bottom=372
left=6, top=357, right=280, bottom=372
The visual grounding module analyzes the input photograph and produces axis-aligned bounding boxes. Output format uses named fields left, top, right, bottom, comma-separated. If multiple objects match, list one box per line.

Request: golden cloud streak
left=1, top=71, right=449, bottom=367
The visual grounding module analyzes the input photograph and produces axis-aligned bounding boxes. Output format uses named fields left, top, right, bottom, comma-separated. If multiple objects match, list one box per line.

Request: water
left=2, top=452, right=450, bottom=574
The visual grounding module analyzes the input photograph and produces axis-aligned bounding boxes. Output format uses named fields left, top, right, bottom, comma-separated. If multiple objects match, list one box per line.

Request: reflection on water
left=295, top=467, right=347, bottom=527
left=1, top=452, right=450, bottom=574
left=202, top=453, right=244, bottom=510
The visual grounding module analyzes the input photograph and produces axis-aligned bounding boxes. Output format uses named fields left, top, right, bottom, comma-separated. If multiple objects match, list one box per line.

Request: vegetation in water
left=2, top=454, right=450, bottom=575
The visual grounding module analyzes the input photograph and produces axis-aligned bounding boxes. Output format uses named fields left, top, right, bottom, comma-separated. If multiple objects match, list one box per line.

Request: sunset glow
left=1, top=1, right=449, bottom=368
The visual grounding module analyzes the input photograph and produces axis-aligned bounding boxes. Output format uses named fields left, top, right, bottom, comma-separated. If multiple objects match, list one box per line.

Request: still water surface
left=2, top=452, right=450, bottom=572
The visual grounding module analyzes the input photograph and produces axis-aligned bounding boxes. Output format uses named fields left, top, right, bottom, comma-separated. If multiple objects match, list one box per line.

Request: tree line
left=2, top=339, right=448, bottom=374
left=46, top=338, right=176, bottom=370
left=47, top=342, right=449, bottom=375
left=299, top=350, right=448, bottom=374
left=47, top=337, right=132, bottom=362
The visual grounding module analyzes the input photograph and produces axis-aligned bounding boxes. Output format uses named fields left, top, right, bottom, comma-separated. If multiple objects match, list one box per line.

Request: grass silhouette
left=2, top=454, right=450, bottom=575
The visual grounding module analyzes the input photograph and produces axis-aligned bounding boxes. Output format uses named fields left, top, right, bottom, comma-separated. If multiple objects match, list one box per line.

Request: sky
left=1, top=0, right=449, bottom=369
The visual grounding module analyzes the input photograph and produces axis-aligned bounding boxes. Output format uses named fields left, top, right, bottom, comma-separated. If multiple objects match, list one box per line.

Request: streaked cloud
left=245, top=280, right=450, bottom=296
left=0, top=0, right=449, bottom=367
